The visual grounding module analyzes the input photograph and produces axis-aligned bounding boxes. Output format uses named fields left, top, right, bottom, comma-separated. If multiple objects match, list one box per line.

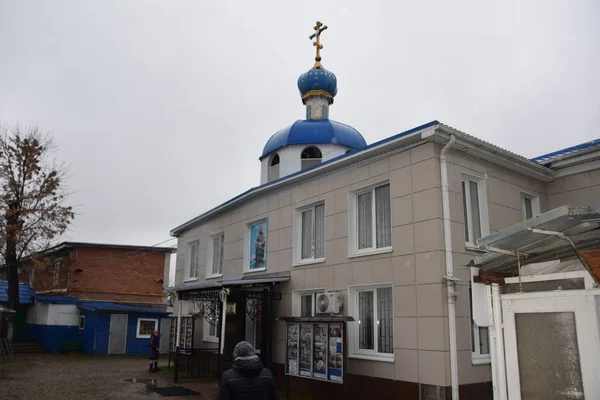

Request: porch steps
left=10, top=342, right=47, bottom=354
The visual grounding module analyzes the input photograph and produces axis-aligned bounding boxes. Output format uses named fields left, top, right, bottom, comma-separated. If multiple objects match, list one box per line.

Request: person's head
left=153, top=330, right=159, bottom=336
left=233, top=341, right=256, bottom=360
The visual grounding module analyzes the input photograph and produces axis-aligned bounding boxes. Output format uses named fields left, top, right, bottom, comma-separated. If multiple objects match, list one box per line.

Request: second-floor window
left=188, top=241, right=199, bottom=279
left=296, top=203, right=325, bottom=264
left=461, top=174, right=489, bottom=248
left=521, top=192, right=540, bottom=220
left=208, top=233, right=224, bottom=277
left=349, top=182, right=392, bottom=256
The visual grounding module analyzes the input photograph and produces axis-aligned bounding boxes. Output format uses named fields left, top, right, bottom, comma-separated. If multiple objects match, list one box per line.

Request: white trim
left=461, top=172, right=490, bottom=248
left=293, top=201, right=326, bottom=266
left=348, top=180, right=392, bottom=258
left=184, top=277, right=198, bottom=282
left=78, top=315, right=85, bottom=330
left=347, top=283, right=395, bottom=362
left=554, top=157, right=600, bottom=177
left=136, top=318, right=159, bottom=339
left=187, top=240, right=199, bottom=280
left=243, top=218, right=268, bottom=274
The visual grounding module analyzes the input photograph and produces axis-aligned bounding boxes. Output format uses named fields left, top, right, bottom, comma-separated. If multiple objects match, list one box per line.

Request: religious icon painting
left=249, top=219, right=267, bottom=271
left=312, top=323, right=328, bottom=379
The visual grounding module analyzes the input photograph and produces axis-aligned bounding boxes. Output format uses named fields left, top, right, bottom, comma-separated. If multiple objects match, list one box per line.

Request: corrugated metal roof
left=42, top=241, right=175, bottom=255
left=0, top=281, right=36, bottom=305
left=78, top=301, right=170, bottom=314
left=473, top=205, right=600, bottom=274
left=35, top=295, right=80, bottom=304
left=531, top=138, right=600, bottom=166
left=169, top=274, right=291, bottom=292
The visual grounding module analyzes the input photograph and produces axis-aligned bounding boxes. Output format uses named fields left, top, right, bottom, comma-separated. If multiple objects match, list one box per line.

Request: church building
left=167, top=21, right=600, bottom=400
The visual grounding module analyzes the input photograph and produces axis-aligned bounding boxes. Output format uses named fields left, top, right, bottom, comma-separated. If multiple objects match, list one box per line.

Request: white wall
left=260, top=143, right=349, bottom=184
left=26, top=303, right=79, bottom=326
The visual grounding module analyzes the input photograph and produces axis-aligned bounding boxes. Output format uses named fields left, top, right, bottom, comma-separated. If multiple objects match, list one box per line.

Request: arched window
left=301, top=146, right=322, bottom=169
left=268, top=153, right=280, bottom=182
left=270, top=153, right=280, bottom=167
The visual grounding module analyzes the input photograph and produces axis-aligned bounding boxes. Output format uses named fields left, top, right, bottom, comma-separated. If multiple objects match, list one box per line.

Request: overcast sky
left=1, top=0, right=598, bottom=250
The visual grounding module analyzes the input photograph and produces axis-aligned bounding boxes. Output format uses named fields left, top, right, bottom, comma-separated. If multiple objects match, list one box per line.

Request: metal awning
left=472, top=205, right=600, bottom=280
left=168, top=274, right=290, bottom=293
left=0, top=304, right=16, bottom=314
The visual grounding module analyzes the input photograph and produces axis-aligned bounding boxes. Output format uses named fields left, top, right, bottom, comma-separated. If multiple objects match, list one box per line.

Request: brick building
left=6, top=242, right=175, bottom=306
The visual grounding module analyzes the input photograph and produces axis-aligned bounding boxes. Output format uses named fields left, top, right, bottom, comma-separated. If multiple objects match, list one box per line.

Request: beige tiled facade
left=173, top=138, right=599, bottom=389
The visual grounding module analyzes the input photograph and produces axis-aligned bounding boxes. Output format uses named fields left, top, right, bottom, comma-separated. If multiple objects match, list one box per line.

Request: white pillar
left=175, top=295, right=182, bottom=349
left=219, top=289, right=228, bottom=355
left=492, top=284, right=508, bottom=400
left=486, top=285, right=499, bottom=399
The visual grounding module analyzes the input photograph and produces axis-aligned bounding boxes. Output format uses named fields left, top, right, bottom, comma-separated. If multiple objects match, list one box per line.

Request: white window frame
left=203, top=317, right=219, bottom=343
left=243, top=218, right=268, bottom=273
left=293, top=201, right=326, bottom=266
left=79, top=315, right=85, bottom=330
left=291, top=288, right=323, bottom=317
left=348, top=181, right=393, bottom=258
left=520, top=191, right=541, bottom=220
left=468, top=283, right=491, bottom=365
left=206, top=232, right=225, bottom=278
left=348, top=283, right=395, bottom=362
left=461, top=173, right=490, bottom=249
left=136, top=318, right=158, bottom=339
left=186, top=240, right=199, bottom=281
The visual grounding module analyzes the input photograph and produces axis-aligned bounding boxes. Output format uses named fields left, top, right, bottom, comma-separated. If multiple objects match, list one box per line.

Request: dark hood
left=232, top=355, right=264, bottom=376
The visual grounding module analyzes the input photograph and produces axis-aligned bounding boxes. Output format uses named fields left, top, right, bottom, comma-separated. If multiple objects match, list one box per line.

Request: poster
left=299, top=323, right=313, bottom=377
left=286, top=323, right=299, bottom=375
left=312, top=324, right=328, bottom=379
left=249, top=220, right=267, bottom=270
left=327, top=324, right=343, bottom=382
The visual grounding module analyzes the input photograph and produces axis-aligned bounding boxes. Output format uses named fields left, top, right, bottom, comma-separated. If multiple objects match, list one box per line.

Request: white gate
left=502, top=289, right=600, bottom=399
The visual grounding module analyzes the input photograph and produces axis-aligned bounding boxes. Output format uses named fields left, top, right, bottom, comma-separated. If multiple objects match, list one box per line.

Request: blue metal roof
left=35, top=295, right=80, bottom=304
left=260, top=119, right=367, bottom=160
left=531, top=138, right=600, bottom=165
left=0, top=280, right=35, bottom=305
left=297, top=67, right=337, bottom=101
left=78, top=301, right=170, bottom=314
left=172, top=120, right=439, bottom=235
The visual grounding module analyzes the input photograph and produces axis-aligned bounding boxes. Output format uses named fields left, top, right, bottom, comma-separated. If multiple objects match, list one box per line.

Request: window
left=268, top=153, right=280, bottom=182
left=322, top=105, right=328, bottom=119
left=301, top=146, right=322, bottom=169
left=207, top=233, right=224, bottom=277
left=292, top=290, right=321, bottom=317
left=294, top=203, right=325, bottom=265
left=349, top=183, right=392, bottom=256
left=469, top=286, right=490, bottom=363
left=349, top=284, right=394, bottom=361
left=520, top=192, right=540, bottom=220
left=244, top=219, right=268, bottom=273
left=79, top=316, right=85, bottom=330
left=187, top=240, right=199, bottom=279
left=136, top=318, right=158, bottom=339
left=203, top=308, right=219, bottom=342
left=461, top=174, right=489, bottom=248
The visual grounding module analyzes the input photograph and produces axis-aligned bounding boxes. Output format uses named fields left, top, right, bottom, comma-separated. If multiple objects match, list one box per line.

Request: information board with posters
left=285, top=322, right=344, bottom=383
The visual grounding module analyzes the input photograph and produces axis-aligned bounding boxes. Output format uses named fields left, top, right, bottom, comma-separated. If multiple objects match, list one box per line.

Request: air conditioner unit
left=315, top=292, right=341, bottom=314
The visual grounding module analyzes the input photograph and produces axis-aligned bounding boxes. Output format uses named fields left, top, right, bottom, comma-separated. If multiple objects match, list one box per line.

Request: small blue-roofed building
left=0, top=280, right=35, bottom=340
left=26, top=296, right=170, bottom=355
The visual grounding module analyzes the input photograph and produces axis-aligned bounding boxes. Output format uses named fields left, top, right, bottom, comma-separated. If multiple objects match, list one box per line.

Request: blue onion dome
left=297, top=67, right=338, bottom=104
left=260, top=119, right=366, bottom=160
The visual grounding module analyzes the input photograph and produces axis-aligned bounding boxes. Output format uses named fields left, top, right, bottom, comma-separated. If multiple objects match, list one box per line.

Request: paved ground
left=0, top=353, right=218, bottom=400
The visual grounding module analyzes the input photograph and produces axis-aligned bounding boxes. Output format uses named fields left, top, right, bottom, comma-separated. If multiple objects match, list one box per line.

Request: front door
left=108, top=314, right=128, bottom=355
left=159, top=318, right=170, bottom=354
left=502, top=291, right=600, bottom=399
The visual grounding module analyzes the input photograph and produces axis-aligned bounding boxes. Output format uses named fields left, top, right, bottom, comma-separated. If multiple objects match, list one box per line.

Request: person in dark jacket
left=149, top=330, right=160, bottom=372
left=219, top=341, right=278, bottom=400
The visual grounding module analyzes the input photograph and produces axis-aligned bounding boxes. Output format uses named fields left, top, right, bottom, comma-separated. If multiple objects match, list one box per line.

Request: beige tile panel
left=334, top=212, right=348, bottom=239
left=414, top=219, right=444, bottom=253
left=392, top=255, right=416, bottom=286
left=334, top=263, right=351, bottom=290
left=411, top=158, right=440, bottom=193
left=389, top=149, right=411, bottom=171
left=351, top=165, right=370, bottom=183
left=394, top=349, right=419, bottom=382
left=371, top=257, right=393, bottom=283
left=416, top=283, right=448, bottom=317
left=392, top=194, right=413, bottom=227
left=277, top=226, right=293, bottom=250
left=394, top=317, right=418, bottom=349
left=564, top=171, right=591, bottom=192
left=334, top=187, right=349, bottom=214
left=394, top=285, right=417, bottom=317
left=455, top=316, right=473, bottom=352
left=347, top=358, right=374, bottom=377
left=318, top=266, right=335, bottom=290
left=418, top=350, right=450, bottom=386
left=415, top=251, right=445, bottom=285
left=390, top=166, right=412, bottom=198
left=372, top=360, right=395, bottom=380
left=412, top=188, right=443, bottom=222
left=369, top=158, right=390, bottom=178
left=410, top=142, right=436, bottom=164
left=304, top=267, right=319, bottom=289
left=392, top=224, right=415, bottom=256
left=352, top=260, right=372, bottom=285
left=417, top=317, right=449, bottom=351
left=457, top=350, right=492, bottom=384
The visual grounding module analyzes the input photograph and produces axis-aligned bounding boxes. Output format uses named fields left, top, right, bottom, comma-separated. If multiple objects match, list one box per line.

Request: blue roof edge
left=171, top=120, right=439, bottom=236
left=531, top=138, right=600, bottom=165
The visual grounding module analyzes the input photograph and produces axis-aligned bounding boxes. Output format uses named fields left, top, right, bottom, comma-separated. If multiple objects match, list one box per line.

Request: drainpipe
left=440, top=135, right=459, bottom=400
left=176, top=294, right=182, bottom=346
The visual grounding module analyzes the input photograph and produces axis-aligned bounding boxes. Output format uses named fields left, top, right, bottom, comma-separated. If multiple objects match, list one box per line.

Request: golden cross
left=309, top=21, right=328, bottom=68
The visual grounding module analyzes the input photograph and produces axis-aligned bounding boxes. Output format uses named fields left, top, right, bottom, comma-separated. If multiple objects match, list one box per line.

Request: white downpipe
left=486, top=285, right=499, bottom=399
left=176, top=296, right=182, bottom=348
left=440, top=135, right=459, bottom=400
left=491, top=284, right=508, bottom=400
left=219, top=289, right=229, bottom=355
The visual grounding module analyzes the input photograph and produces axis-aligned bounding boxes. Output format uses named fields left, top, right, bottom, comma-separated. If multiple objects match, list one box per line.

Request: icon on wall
left=249, top=220, right=267, bottom=270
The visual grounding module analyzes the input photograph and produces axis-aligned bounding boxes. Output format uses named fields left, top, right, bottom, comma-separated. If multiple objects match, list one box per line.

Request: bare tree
left=0, top=124, right=74, bottom=309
